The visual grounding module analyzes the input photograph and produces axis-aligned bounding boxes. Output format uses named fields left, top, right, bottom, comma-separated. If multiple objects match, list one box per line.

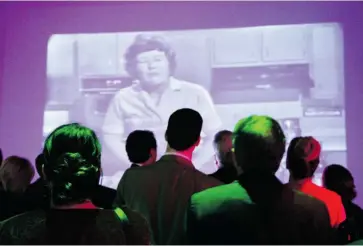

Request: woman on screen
left=102, top=34, right=222, bottom=175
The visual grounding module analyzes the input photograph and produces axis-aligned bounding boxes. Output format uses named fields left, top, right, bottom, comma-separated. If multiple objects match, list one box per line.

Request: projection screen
left=45, top=23, right=346, bottom=188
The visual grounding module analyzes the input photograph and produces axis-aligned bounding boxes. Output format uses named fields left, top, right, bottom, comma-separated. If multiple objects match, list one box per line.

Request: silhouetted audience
left=0, top=110, right=360, bottom=245
left=323, top=164, right=363, bottom=242
left=184, top=115, right=333, bottom=244
left=125, top=130, right=157, bottom=168
left=0, top=123, right=151, bottom=244
left=115, top=108, right=222, bottom=244
left=0, top=156, right=34, bottom=221
left=286, top=136, right=346, bottom=227
left=208, top=130, right=238, bottom=183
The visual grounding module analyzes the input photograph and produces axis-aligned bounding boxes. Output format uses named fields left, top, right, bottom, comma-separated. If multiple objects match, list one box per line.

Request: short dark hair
left=166, top=108, right=203, bottom=151
left=214, top=130, right=233, bottom=146
left=126, top=130, right=157, bottom=163
left=323, top=164, right=353, bottom=191
left=233, top=115, right=286, bottom=173
left=0, top=156, right=35, bottom=193
left=125, top=34, right=177, bottom=78
left=286, top=136, right=321, bottom=179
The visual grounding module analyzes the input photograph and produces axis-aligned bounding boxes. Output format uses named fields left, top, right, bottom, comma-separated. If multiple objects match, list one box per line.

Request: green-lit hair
left=43, top=123, right=102, bottom=205
left=233, top=115, right=286, bottom=173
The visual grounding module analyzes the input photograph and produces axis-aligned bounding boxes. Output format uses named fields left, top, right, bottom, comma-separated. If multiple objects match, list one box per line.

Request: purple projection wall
left=0, top=2, right=362, bottom=203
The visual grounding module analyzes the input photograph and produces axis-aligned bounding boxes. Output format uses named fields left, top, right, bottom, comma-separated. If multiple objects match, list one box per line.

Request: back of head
left=214, top=130, right=233, bottom=152
left=214, top=130, right=234, bottom=167
left=42, top=123, right=101, bottom=206
left=47, top=152, right=100, bottom=205
left=166, top=108, right=203, bottom=151
left=286, top=136, right=321, bottom=180
left=323, top=164, right=355, bottom=200
left=126, top=130, right=157, bottom=164
left=0, top=156, right=34, bottom=193
left=233, top=115, right=286, bottom=173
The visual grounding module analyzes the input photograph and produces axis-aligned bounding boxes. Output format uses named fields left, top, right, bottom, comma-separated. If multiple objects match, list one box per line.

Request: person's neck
left=289, top=176, right=312, bottom=184
left=139, top=158, right=154, bottom=166
left=236, top=159, right=275, bottom=176
left=289, top=175, right=312, bottom=187
left=165, top=146, right=194, bottom=161
left=241, top=169, right=276, bottom=177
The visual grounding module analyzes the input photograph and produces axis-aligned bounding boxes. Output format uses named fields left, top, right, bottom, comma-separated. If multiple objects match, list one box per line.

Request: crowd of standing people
left=0, top=109, right=362, bottom=244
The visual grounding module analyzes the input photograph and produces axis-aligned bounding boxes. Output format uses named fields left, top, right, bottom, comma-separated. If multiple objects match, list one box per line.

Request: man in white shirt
left=102, top=34, right=221, bottom=174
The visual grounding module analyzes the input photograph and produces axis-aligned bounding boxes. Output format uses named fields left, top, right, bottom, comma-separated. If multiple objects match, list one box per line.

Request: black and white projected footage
left=45, top=23, right=346, bottom=188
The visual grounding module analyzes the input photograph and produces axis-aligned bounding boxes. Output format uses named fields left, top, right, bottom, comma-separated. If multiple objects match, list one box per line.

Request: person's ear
left=149, top=148, right=157, bottom=162
left=195, top=136, right=201, bottom=147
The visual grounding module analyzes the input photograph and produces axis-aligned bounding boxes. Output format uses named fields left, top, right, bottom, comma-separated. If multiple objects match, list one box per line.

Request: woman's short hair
left=42, top=123, right=102, bottom=206
left=0, top=156, right=34, bottom=193
left=124, top=34, right=177, bottom=78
